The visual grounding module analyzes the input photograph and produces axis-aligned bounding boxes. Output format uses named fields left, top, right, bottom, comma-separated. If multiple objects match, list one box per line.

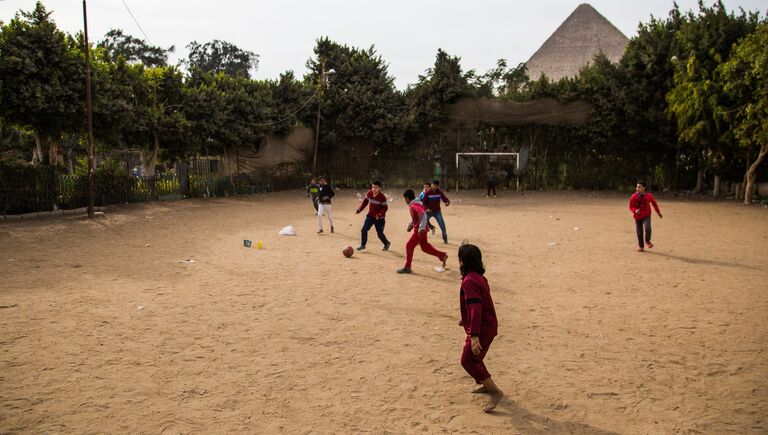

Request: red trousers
left=404, top=230, right=446, bottom=269
left=461, top=335, right=494, bottom=383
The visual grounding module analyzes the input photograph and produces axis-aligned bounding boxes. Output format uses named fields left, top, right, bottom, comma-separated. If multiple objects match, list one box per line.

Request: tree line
left=1, top=1, right=766, bottom=203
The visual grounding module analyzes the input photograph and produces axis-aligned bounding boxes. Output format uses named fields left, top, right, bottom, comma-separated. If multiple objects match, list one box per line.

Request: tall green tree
left=619, top=5, right=683, bottom=189
left=97, top=29, right=173, bottom=67
left=305, top=37, right=404, bottom=155
left=184, top=40, right=259, bottom=78
left=718, top=22, right=768, bottom=204
left=666, top=1, right=759, bottom=194
left=0, top=2, right=84, bottom=165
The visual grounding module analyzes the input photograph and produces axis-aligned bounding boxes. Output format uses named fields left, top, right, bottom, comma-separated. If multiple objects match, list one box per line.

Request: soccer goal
left=455, top=152, right=520, bottom=193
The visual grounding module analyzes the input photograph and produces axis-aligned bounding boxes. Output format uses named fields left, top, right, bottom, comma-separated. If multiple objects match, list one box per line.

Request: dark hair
left=432, top=179, right=440, bottom=186
left=458, top=243, right=485, bottom=276
left=637, top=180, right=646, bottom=188
left=372, top=180, right=382, bottom=187
left=318, top=176, right=326, bottom=181
left=423, top=181, right=432, bottom=187
left=403, top=189, right=415, bottom=201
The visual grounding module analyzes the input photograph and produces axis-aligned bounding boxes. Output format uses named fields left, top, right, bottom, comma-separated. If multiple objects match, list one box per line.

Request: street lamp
left=312, top=67, right=335, bottom=177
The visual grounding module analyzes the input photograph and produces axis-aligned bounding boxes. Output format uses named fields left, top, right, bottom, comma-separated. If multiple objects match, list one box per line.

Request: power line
left=121, top=0, right=152, bottom=44
left=231, top=87, right=321, bottom=127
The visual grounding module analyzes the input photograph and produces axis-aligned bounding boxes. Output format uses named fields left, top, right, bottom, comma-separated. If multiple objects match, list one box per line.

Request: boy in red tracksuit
left=355, top=180, right=391, bottom=251
left=457, top=243, right=503, bottom=412
left=629, top=180, right=662, bottom=252
left=397, top=189, right=447, bottom=274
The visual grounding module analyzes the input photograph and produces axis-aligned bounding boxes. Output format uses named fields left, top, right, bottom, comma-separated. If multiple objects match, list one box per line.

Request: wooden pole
left=83, top=0, right=96, bottom=217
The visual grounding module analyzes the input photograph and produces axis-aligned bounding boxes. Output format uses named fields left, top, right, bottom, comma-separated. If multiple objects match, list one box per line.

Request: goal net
left=455, top=152, right=520, bottom=193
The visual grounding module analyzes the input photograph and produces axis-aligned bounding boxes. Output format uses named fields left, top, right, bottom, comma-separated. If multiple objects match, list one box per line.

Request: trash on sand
left=137, top=305, right=144, bottom=310
left=573, top=227, right=580, bottom=231
left=179, top=259, right=195, bottom=263
left=244, top=239, right=253, bottom=248
left=435, top=266, right=444, bottom=273
left=548, top=242, right=558, bottom=246
left=278, top=225, right=296, bottom=236
left=256, top=240, right=264, bottom=249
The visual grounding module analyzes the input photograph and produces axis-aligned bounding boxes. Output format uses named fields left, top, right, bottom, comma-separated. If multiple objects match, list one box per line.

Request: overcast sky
left=2, top=0, right=766, bottom=88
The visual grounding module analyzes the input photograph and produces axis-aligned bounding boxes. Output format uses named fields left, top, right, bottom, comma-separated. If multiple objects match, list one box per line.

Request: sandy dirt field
left=1, top=189, right=767, bottom=434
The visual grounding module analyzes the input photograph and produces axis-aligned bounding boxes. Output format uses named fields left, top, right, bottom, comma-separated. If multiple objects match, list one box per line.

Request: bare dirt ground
left=1, top=190, right=766, bottom=434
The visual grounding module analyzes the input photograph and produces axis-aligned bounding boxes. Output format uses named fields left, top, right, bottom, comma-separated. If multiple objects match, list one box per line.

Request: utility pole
left=83, top=0, right=96, bottom=218
left=312, top=65, right=334, bottom=177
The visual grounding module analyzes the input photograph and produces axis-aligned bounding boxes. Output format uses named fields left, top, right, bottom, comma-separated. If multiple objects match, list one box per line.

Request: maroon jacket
left=424, top=188, right=450, bottom=213
left=629, top=192, right=660, bottom=221
left=459, top=271, right=498, bottom=338
left=357, top=191, right=389, bottom=219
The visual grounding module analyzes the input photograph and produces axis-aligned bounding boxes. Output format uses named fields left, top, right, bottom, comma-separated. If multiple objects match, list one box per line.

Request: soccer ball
left=343, top=246, right=354, bottom=258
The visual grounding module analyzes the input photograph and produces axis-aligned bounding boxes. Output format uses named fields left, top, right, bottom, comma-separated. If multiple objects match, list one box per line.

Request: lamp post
left=312, top=66, right=335, bottom=177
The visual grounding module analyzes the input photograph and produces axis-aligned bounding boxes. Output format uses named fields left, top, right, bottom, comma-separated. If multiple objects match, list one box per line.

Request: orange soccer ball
left=343, top=246, right=354, bottom=258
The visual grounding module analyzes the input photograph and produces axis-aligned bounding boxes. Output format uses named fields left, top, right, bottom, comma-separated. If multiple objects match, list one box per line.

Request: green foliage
left=184, top=40, right=259, bottom=78
left=97, top=28, right=173, bottom=67
left=305, top=37, right=404, bottom=154
left=718, top=23, right=768, bottom=150
left=0, top=2, right=84, bottom=156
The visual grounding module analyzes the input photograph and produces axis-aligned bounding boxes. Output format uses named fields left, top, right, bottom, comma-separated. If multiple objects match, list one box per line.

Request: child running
left=457, top=243, right=503, bottom=412
left=628, top=180, right=662, bottom=252
left=417, top=181, right=437, bottom=234
left=317, top=176, right=335, bottom=234
left=397, top=189, right=447, bottom=274
left=424, top=180, right=451, bottom=244
left=355, top=180, right=391, bottom=251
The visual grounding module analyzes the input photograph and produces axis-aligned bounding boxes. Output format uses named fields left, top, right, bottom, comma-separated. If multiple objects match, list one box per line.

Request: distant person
left=307, top=177, right=320, bottom=213
left=457, top=243, right=503, bottom=412
left=397, top=189, right=447, bottom=274
left=317, top=176, right=335, bottom=234
left=355, top=180, right=391, bottom=251
left=425, top=180, right=451, bottom=244
left=628, top=180, right=662, bottom=252
left=486, top=170, right=498, bottom=198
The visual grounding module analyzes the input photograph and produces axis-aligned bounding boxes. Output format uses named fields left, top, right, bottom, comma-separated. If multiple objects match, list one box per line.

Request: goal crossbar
left=455, top=152, right=520, bottom=193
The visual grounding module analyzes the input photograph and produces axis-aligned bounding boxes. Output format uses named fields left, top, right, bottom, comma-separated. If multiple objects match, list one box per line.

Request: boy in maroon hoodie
left=397, top=189, right=447, bottom=274
left=457, top=243, right=503, bottom=412
left=629, top=180, right=662, bottom=252
left=355, top=180, right=391, bottom=251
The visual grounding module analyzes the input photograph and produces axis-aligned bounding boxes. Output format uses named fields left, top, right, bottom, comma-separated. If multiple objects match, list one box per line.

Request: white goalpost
left=455, top=152, right=520, bottom=193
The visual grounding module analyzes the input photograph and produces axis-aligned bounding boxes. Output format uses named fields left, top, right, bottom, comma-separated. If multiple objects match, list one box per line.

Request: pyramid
left=525, top=3, right=629, bottom=81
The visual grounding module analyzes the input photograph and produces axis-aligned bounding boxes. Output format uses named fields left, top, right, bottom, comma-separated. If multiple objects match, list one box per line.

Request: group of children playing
left=301, top=176, right=663, bottom=413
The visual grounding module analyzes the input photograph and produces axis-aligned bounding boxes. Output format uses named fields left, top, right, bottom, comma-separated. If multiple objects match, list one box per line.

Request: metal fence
left=1, top=169, right=306, bottom=216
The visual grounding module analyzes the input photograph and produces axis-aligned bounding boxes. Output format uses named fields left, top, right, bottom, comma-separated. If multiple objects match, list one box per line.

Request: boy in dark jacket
left=425, top=180, right=451, bottom=244
left=317, top=176, right=335, bottom=233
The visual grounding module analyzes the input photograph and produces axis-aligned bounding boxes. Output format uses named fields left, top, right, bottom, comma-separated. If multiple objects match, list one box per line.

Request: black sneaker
left=382, top=242, right=391, bottom=251
left=442, top=236, right=448, bottom=244
left=317, top=229, right=323, bottom=233
left=357, top=245, right=365, bottom=251
left=396, top=267, right=412, bottom=274
left=331, top=226, right=334, bottom=233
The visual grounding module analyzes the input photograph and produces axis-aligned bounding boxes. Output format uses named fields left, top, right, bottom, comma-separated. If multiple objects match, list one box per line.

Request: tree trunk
left=33, top=133, right=43, bottom=164
left=694, top=167, right=704, bottom=193
left=140, top=132, right=161, bottom=176
left=744, top=143, right=768, bottom=205
left=713, top=174, right=721, bottom=197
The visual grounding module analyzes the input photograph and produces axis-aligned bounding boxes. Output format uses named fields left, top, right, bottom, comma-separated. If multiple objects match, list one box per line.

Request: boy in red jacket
left=397, top=189, right=447, bottom=274
left=457, top=243, right=503, bottom=412
left=629, top=180, right=662, bottom=252
left=355, top=180, right=391, bottom=251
